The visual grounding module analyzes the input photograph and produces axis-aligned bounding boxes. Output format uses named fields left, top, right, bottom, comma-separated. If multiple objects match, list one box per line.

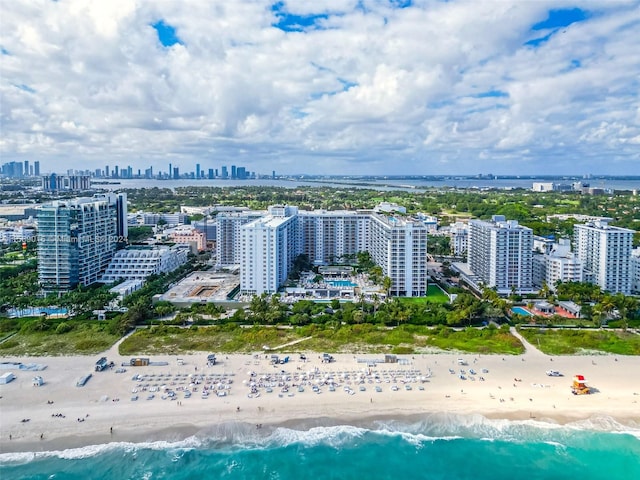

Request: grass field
left=119, top=323, right=524, bottom=356
left=518, top=328, right=640, bottom=355
left=398, top=285, right=449, bottom=305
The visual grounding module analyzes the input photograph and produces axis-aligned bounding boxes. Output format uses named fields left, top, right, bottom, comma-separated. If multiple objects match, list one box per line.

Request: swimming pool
left=327, top=280, right=357, bottom=287
left=511, top=307, right=533, bottom=316
left=8, top=307, right=69, bottom=318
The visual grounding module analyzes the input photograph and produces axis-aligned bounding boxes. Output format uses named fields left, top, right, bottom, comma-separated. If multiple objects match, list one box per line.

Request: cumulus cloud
left=0, top=0, right=639, bottom=175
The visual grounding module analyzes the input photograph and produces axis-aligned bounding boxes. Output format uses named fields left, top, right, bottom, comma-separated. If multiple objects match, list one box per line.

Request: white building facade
left=631, top=248, right=640, bottom=294
left=368, top=214, right=428, bottom=297
left=574, top=220, right=634, bottom=294
left=448, top=222, right=469, bottom=256
left=100, top=246, right=188, bottom=283
left=468, top=216, right=533, bottom=294
left=533, top=240, right=583, bottom=290
left=232, top=204, right=428, bottom=296
left=216, top=210, right=265, bottom=266
left=240, top=207, right=298, bottom=295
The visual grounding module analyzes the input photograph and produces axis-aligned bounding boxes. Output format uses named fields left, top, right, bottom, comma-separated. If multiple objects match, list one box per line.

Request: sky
left=1, top=0, right=639, bottom=176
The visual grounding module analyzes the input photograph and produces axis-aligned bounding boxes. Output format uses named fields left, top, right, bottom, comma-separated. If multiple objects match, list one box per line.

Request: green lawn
left=398, top=285, right=449, bottom=305
left=518, top=328, right=640, bottom=355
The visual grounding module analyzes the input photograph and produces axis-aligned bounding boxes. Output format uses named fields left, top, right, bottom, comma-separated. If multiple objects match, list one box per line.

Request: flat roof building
left=37, top=194, right=127, bottom=291
left=575, top=220, right=634, bottom=294
left=468, top=215, right=533, bottom=294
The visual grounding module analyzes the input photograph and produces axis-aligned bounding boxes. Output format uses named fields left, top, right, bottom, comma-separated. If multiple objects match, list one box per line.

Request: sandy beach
left=1, top=337, right=640, bottom=453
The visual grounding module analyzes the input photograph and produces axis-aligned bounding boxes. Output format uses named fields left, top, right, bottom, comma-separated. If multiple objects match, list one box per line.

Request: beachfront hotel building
left=467, top=216, right=533, bottom=294
left=99, top=245, right=189, bottom=283
left=233, top=204, right=428, bottom=296
left=216, top=210, right=266, bottom=266
left=368, top=213, right=428, bottom=296
left=240, top=206, right=298, bottom=295
left=37, top=193, right=127, bottom=291
left=297, top=210, right=370, bottom=265
left=574, top=220, right=634, bottom=294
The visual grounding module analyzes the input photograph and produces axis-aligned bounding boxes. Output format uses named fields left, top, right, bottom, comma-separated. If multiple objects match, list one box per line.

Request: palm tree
left=382, top=276, right=392, bottom=298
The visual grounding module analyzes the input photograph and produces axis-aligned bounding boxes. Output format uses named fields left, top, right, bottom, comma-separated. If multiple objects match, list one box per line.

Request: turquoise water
left=512, top=307, right=533, bottom=316
left=327, top=280, right=357, bottom=287
left=2, top=416, right=639, bottom=479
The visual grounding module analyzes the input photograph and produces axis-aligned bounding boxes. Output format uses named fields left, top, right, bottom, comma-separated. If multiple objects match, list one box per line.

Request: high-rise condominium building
left=216, top=210, right=266, bottom=266
left=37, top=194, right=127, bottom=291
left=233, top=205, right=428, bottom=296
left=240, top=206, right=298, bottom=295
left=468, top=215, right=533, bottom=294
left=297, top=210, right=370, bottom=265
left=574, top=220, right=634, bottom=294
left=368, top=214, right=428, bottom=297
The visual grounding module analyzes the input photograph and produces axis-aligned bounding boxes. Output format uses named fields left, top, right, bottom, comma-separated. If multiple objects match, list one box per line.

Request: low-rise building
left=100, top=246, right=188, bottom=283
left=128, top=212, right=188, bottom=226
left=164, top=226, right=207, bottom=252
left=0, top=226, right=36, bottom=244
left=533, top=239, right=583, bottom=290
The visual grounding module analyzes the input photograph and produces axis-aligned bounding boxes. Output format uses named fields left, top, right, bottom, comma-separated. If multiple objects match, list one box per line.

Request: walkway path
left=510, top=327, right=546, bottom=358
left=267, top=336, right=313, bottom=351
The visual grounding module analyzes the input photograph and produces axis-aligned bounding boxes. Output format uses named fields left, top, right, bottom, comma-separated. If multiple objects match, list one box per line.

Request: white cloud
left=0, top=0, right=639, bottom=175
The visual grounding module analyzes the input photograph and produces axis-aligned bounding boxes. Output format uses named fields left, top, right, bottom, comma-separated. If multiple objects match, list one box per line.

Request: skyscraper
left=34, top=161, right=40, bottom=176
left=221, top=166, right=228, bottom=179
left=468, top=216, right=533, bottom=294
left=37, top=194, right=127, bottom=291
left=574, top=220, right=634, bottom=294
left=173, top=167, right=180, bottom=179
left=196, top=163, right=200, bottom=179
left=231, top=165, right=237, bottom=179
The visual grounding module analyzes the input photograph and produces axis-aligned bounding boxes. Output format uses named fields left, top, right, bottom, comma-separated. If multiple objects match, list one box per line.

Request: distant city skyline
left=1, top=1, right=639, bottom=175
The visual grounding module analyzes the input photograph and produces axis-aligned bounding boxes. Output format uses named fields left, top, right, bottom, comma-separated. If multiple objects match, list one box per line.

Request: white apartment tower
left=232, top=204, right=428, bottom=296
left=297, top=210, right=370, bottom=265
left=240, top=206, right=298, bottom=295
left=216, top=210, right=265, bottom=266
left=468, top=216, right=533, bottom=294
left=368, top=214, right=428, bottom=297
left=574, top=220, right=634, bottom=294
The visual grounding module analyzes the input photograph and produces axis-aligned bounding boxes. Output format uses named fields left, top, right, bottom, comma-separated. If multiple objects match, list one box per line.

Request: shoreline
left=2, top=411, right=639, bottom=456
left=1, top=350, right=639, bottom=455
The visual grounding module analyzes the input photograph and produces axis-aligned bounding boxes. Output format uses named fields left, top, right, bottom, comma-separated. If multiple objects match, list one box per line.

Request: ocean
left=2, top=415, right=639, bottom=480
